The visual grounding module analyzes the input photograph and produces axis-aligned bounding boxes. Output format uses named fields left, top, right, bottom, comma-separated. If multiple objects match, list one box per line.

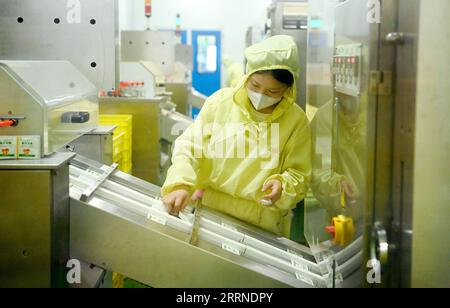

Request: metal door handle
left=370, top=222, right=389, bottom=268
left=385, top=32, right=405, bottom=45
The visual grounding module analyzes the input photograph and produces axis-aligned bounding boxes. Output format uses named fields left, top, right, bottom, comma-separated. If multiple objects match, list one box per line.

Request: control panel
left=333, top=44, right=362, bottom=97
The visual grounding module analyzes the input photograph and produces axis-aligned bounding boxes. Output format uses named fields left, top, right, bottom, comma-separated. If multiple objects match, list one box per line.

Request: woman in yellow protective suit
left=162, top=35, right=312, bottom=237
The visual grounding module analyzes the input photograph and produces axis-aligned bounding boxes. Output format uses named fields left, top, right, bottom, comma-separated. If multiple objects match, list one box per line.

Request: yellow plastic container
left=112, top=132, right=125, bottom=163
left=99, top=115, right=132, bottom=174
left=122, top=164, right=133, bottom=175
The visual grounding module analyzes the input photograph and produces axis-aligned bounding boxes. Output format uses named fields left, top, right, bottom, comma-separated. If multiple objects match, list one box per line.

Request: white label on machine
left=221, top=243, right=241, bottom=256
left=287, top=249, right=307, bottom=269
left=147, top=212, right=166, bottom=226
left=179, top=212, right=194, bottom=224
left=221, top=222, right=238, bottom=232
left=287, top=249, right=303, bottom=258
left=0, top=136, right=17, bottom=160
left=100, top=165, right=110, bottom=172
left=288, top=249, right=313, bottom=284
left=295, top=272, right=315, bottom=286
left=17, top=136, right=41, bottom=160
left=291, top=259, right=309, bottom=271
left=87, top=169, right=100, bottom=177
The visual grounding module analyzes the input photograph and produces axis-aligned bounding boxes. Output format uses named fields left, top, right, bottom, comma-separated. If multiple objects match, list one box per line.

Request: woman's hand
left=261, top=179, right=283, bottom=204
left=162, top=187, right=191, bottom=214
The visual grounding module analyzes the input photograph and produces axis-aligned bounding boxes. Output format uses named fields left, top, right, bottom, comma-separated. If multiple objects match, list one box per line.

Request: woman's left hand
left=261, top=179, right=283, bottom=204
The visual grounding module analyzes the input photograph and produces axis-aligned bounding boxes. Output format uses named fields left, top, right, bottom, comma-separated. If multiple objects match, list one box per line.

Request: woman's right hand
left=162, top=187, right=191, bottom=214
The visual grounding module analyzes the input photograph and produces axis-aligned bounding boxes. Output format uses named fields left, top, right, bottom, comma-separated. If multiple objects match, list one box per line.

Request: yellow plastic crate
left=121, top=153, right=132, bottom=173
left=122, top=164, right=132, bottom=175
left=99, top=114, right=132, bottom=139
left=112, top=132, right=125, bottom=163
left=100, top=114, right=132, bottom=174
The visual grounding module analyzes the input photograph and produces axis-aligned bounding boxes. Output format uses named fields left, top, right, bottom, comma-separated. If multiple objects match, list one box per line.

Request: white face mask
left=247, top=88, right=282, bottom=111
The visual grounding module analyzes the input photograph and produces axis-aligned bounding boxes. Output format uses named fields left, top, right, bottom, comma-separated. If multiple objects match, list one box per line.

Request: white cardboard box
left=17, top=135, right=41, bottom=160
left=0, top=136, right=17, bottom=160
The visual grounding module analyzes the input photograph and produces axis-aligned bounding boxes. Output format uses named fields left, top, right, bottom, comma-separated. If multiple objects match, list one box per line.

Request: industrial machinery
left=121, top=30, right=204, bottom=116
left=160, top=104, right=194, bottom=181
left=116, top=30, right=198, bottom=184
left=99, top=96, right=163, bottom=184
left=67, top=126, right=116, bottom=165
left=122, top=31, right=177, bottom=79
left=0, top=60, right=99, bottom=288
left=304, top=0, right=446, bottom=287
left=0, top=0, right=119, bottom=91
left=0, top=152, right=75, bottom=288
left=3, top=0, right=446, bottom=289
left=0, top=0, right=119, bottom=165
left=0, top=59, right=361, bottom=288
left=0, top=61, right=98, bottom=156
left=104, top=59, right=196, bottom=185
left=69, top=155, right=362, bottom=288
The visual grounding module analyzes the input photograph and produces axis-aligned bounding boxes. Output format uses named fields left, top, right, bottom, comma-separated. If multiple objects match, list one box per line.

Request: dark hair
left=255, top=69, right=294, bottom=87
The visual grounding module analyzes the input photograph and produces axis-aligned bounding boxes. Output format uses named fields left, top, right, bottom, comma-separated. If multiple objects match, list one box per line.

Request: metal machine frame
left=67, top=125, right=116, bottom=165
left=0, top=0, right=119, bottom=91
left=121, top=31, right=176, bottom=77
left=99, top=97, right=162, bottom=185
left=0, top=60, right=99, bottom=156
left=69, top=155, right=363, bottom=288
left=332, top=0, right=420, bottom=287
left=0, top=152, right=75, bottom=288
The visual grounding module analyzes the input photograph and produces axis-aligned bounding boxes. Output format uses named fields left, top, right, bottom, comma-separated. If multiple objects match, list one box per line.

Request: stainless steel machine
left=160, top=105, right=194, bottom=181
left=121, top=30, right=203, bottom=116
left=0, top=0, right=119, bottom=91
left=67, top=125, right=116, bottom=165
left=3, top=0, right=445, bottom=289
left=99, top=97, right=163, bottom=185
left=332, top=0, right=414, bottom=287
left=0, top=57, right=361, bottom=287
left=305, top=0, right=439, bottom=288
left=121, top=30, right=177, bottom=78
left=69, top=155, right=362, bottom=288
left=0, top=60, right=99, bottom=288
left=113, top=30, right=198, bottom=184
left=0, top=152, right=75, bottom=288
left=0, top=60, right=98, bottom=156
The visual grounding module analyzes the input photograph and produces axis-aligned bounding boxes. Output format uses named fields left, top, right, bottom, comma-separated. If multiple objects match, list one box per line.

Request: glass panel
left=305, top=0, right=368, bottom=287
left=305, top=0, right=339, bottom=247
left=197, top=35, right=217, bottom=73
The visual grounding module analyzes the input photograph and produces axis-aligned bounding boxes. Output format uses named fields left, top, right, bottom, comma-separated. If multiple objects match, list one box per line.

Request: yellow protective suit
left=162, top=35, right=312, bottom=237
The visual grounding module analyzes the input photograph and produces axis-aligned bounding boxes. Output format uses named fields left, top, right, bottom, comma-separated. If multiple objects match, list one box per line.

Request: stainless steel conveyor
left=69, top=155, right=362, bottom=288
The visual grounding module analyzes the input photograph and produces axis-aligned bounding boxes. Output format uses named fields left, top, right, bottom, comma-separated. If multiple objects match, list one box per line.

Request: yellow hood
left=233, top=35, right=299, bottom=121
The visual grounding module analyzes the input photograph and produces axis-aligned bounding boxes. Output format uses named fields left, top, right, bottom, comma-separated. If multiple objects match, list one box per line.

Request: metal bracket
left=369, top=71, right=392, bottom=96
left=80, top=163, right=118, bottom=202
left=189, top=199, right=203, bottom=246
left=0, top=116, right=26, bottom=120
left=378, top=71, right=393, bottom=96
left=369, top=71, right=382, bottom=95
